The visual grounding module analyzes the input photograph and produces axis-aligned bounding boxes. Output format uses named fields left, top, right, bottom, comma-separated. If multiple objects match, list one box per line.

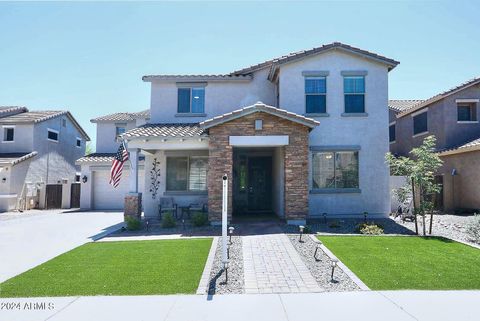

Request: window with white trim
left=76, top=138, right=82, bottom=148
left=344, top=76, right=365, bottom=113
left=305, top=77, right=326, bottom=113
left=166, top=156, right=207, bottom=192
left=3, top=127, right=14, bottom=142
left=47, top=129, right=59, bottom=142
left=312, top=151, right=359, bottom=189
left=457, top=103, right=477, bottom=122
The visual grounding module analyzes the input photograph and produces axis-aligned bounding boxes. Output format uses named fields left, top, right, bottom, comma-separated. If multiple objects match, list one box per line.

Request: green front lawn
left=0, top=238, right=212, bottom=297
left=318, top=236, right=480, bottom=290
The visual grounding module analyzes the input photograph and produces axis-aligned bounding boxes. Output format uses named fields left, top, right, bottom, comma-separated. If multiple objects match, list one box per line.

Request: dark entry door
left=247, top=157, right=272, bottom=212
left=70, top=183, right=81, bottom=208
left=46, top=184, right=62, bottom=209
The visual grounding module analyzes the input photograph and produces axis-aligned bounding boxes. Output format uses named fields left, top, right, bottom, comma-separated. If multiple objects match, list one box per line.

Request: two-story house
left=79, top=42, right=399, bottom=224
left=0, top=106, right=90, bottom=212
left=389, top=76, right=480, bottom=212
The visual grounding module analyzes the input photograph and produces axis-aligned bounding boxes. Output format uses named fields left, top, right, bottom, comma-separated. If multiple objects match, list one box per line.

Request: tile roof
left=76, top=153, right=145, bottom=164
left=91, top=110, right=150, bottom=122
left=0, top=152, right=38, bottom=166
left=0, top=110, right=90, bottom=140
left=0, top=106, right=28, bottom=117
left=388, top=100, right=424, bottom=113
left=143, top=42, right=400, bottom=81
left=397, top=76, right=480, bottom=117
left=200, top=102, right=320, bottom=130
left=438, top=136, right=480, bottom=156
left=122, top=123, right=206, bottom=139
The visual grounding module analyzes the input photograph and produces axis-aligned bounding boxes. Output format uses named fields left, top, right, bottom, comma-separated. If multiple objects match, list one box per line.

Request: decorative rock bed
left=208, top=236, right=244, bottom=294
left=287, top=234, right=360, bottom=292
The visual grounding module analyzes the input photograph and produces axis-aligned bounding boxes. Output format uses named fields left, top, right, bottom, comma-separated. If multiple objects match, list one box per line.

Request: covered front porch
left=123, top=102, right=319, bottom=225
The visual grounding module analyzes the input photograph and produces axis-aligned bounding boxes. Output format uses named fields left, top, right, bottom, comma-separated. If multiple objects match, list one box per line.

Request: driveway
left=0, top=210, right=123, bottom=283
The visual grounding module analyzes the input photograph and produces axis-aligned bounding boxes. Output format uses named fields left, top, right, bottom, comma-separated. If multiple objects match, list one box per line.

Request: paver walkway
left=243, top=234, right=322, bottom=293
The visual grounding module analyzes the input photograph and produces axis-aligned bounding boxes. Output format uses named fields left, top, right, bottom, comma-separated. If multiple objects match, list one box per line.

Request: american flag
left=109, top=141, right=129, bottom=188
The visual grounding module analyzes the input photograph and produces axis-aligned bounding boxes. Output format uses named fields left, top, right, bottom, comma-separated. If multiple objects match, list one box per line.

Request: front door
left=247, top=157, right=272, bottom=212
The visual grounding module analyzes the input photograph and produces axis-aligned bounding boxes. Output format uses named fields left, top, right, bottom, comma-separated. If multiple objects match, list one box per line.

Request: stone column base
left=124, top=192, right=142, bottom=221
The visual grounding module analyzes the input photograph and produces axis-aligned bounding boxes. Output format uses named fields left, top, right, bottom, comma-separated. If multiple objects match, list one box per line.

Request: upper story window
left=412, top=110, right=428, bottom=136
left=47, top=128, right=59, bottom=142
left=389, top=123, right=396, bottom=143
left=115, top=124, right=126, bottom=137
left=344, top=76, right=365, bottom=113
left=305, top=77, right=326, bottom=114
left=178, top=87, right=205, bottom=114
left=457, top=102, right=477, bottom=122
left=312, top=150, right=359, bottom=190
left=76, top=137, right=82, bottom=148
left=3, top=126, right=14, bottom=142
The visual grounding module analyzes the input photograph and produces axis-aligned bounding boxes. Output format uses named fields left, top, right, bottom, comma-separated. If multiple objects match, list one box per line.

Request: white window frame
left=411, top=108, right=429, bottom=137
left=2, top=125, right=15, bottom=143
left=176, top=84, right=206, bottom=116
left=76, top=137, right=82, bottom=148
left=456, top=102, right=478, bottom=124
left=165, top=155, right=208, bottom=193
left=47, top=128, right=59, bottom=142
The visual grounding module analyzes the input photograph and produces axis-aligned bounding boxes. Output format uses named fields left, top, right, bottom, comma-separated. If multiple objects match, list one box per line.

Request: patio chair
left=189, top=203, right=207, bottom=213
left=159, top=197, right=178, bottom=220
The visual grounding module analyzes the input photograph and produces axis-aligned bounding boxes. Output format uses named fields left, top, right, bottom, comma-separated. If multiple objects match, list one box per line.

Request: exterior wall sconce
left=1, top=177, right=6, bottom=183
left=82, top=175, right=88, bottom=183
left=363, top=211, right=368, bottom=223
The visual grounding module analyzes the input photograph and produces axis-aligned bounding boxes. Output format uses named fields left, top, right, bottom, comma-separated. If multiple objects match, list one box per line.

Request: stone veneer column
left=207, top=127, right=233, bottom=224
left=124, top=193, right=142, bottom=220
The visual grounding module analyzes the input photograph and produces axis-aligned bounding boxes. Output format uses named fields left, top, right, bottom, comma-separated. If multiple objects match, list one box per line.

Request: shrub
left=357, top=222, right=384, bottom=235
left=191, top=212, right=209, bottom=227
left=467, top=214, right=480, bottom=244
left=125, top=216, right=141, bottom=231
left=161, top=212, right=177, bottom=228
left=329, top=220, right=341, bottom=228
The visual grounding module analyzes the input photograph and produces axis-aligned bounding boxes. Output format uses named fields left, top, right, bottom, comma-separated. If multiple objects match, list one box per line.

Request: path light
left=299, top=225, right=305, bottom=242
left=363, top=212, right=368, bottom=223
left=182, top=219, right=186, bottom=230
left=314, top=239, right=322, bottom=261
left=228, top=226, right=235, bottom=244
left=331, top=259, right=339, bottom=282
left=323, top=213, right=327, bottom=224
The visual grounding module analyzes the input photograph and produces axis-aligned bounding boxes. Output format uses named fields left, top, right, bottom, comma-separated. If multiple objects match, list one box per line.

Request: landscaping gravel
left=395, top=214, right=479, bottom=245
left=287, top=234, right=360, bottom=292
left=208, top=236, right=244, bottom=294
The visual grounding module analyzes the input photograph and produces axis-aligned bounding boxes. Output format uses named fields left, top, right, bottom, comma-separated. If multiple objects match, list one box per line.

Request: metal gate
left=70, top=183, right=81, bottom=208
left=46, top=184, right=62, bottom=209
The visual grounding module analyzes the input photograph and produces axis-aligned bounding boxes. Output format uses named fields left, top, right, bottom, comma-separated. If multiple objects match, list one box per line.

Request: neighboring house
left=0, top=106, right=90, bottom=212
left=76, top=111, right=149, bottom=210
left=79, top=42, right=399, bottom=224
left=389, top=76, right=480, bottom=212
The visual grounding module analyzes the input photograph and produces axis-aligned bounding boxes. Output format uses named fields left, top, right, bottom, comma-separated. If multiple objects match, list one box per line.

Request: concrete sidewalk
left=1, top=291, right=478, bottom=321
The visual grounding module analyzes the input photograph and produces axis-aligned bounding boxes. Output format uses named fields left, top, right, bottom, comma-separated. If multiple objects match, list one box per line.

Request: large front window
left=166, top=156, right=207, bottom=191
left=305, top=77, right=326, bottom=114
left=178, top=87, right=205, bottom=114
left=312, top=151, right=359, bottom=189
left=344, top=76, right=365, bottom=113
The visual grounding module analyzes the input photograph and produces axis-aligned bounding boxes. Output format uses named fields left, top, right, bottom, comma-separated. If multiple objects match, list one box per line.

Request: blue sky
left=0, top=1, right=479, bottom=148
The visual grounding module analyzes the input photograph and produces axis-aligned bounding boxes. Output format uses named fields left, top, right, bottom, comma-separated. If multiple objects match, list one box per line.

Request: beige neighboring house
left=0, top=106, right=90, bottom=212
left=389, top=76, right=480, bottom=212
left=78, top=42, right=400, bottom=224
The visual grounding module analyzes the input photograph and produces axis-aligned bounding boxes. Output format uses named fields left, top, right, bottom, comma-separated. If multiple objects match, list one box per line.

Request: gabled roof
left=91, top=110, right=150, bottom=123
left=397, top=76, right=480, bottom=118
left=388, top=100, right=425, bottom=113
left=0, top=152, right=38, bottom=166
left=142, top=42, right=400, bottom=82
left=0, top=106, right=28, bottom=118
left=438, top=136, right=480, bottom=156
left=199, top=102, right=319, bottom=130
left=0, top=110, right=90, bottom=140
left=122, top=123, right=206, bottom=139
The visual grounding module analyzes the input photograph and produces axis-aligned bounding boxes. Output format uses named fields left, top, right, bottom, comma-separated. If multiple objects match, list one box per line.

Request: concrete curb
left=309, top=234, right=370, bottom=291
left=196, top=236, right=218, bottom=294
left=97, top=234, right=214, bottom=242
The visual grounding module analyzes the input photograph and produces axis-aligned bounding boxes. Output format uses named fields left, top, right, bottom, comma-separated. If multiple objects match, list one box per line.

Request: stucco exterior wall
left=0, top=124, right=34, bottom=153
left=95, top=121, right=138, bottom=153
left=149, top=68, right=276, bottom=123
left=278, top=51, right=391, bottom=217
left=440, top=150, right=480, bottom=212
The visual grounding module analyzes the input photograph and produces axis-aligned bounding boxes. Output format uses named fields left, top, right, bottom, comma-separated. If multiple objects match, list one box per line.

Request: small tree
left=386, top=135, right=443, bottom=235
left=85, top=142, right=94, bottom=155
